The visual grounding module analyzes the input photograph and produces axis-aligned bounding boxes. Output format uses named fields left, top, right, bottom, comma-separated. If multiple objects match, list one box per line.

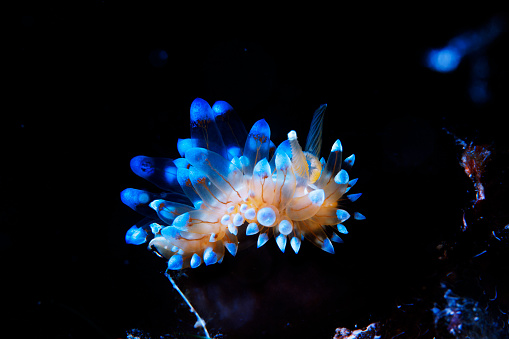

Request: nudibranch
left=121, top=98, right=365, bottom=270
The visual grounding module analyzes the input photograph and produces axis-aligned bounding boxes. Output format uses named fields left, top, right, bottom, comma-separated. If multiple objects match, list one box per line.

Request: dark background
left=5, top=3, right=509, bottom=338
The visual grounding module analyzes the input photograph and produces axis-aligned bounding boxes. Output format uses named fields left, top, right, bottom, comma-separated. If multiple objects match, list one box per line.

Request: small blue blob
left=343, top=154, right=355, bottom=168
left=125, top=225, right=148, bottom=245
left=469, top=80, right=490, bottom=104
left=337, top=224, right=348, bottom=234
left=120, top=188, right=151, bottom=209
left=354, top=212, right=366, bottom=220
left=159, top=50, right=168, bottom=60
left=149, top=223, right=162, bottom=235
left=426, top=47, right=462, bottom=72
left=148, top=48, right=168, bottom=68
left=347, top=193, right=362, bottom=202
left=130, top=156, right=154, bottom=178
left=177, top=138, right=194, bottom=157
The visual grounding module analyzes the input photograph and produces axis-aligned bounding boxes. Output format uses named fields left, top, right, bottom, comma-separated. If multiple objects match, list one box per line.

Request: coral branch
left=164, top=272, right=211, bottom=339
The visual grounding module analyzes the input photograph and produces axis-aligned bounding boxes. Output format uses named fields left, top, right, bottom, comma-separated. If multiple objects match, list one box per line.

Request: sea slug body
left=122, top=99, right=364, bottom=270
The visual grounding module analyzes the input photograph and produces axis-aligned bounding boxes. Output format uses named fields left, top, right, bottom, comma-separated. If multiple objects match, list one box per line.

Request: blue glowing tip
left=167, top=254, right=183, bottom=270
left=290, top=236, right=301, bottom=254
left=276, top=234, right=287, bottom=253
left=331, top=233, right=343, bottom=243
left=321, top=238, right=335, bottom=254
left=225, top=242, right=238, bottom=256
left=347, top=193, right=362, bottom=202
left=257, top=233, right=269, bottom=248
left=354, top=212, right=366, bottom=220
left=190, top=98, right=213, bottom=124
left=203, top=247, right=218, bottom=265
left=246, top=222, right=260, bottom=236
left=348, top=178, right=358, bottom=187
left=249, top=119, right=270, bottom=140
left=130, top=156, right=154, bottom=178
left=337, top=224, right=348, bottom=234
left=120, top=188, right=151, bottom=208
left=212, top=100, right=234, bottom=118
left=125, top=225, right=148, bottom=245
left=426, top=47, right=462, bottom=73
left=334, top=169, right=349, bottom=185
left=177, top=139, right=193, bottom=158
left=336, top=209, right=350, bottom=222
left=190, top=253, right=202, bottom=268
